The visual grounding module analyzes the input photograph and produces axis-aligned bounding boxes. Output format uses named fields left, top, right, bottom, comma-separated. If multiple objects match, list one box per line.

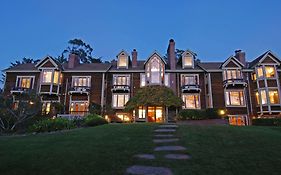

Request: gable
left=35, top=56, right=59, bottom=69
left=144, top=51, right=166, bottom=65
left=260, top=54, right=280, bottom=64
left=225, top=60, right=239, bottom=68
left=221, top=56, right=243, bottom=69
left=41, top=60, right=56, bottom=68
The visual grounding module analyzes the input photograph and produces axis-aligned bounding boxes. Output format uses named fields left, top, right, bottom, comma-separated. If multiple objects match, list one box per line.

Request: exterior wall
left=210, top=72, right=225, bottom=108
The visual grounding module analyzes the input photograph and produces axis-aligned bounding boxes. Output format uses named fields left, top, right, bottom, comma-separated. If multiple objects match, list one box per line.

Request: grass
left=1, top=124, right=281, bottom=175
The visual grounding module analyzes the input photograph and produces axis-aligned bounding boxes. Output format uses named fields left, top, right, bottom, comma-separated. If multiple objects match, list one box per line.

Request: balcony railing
left=10, top=87, right=32, bottom=94
left=111, top=85, right=130, bottom=92
left=69, top=86, right=90, bottom=94
left=223, top=78, right=247, bottom=88
left=181, top=84, right=201, bottom=93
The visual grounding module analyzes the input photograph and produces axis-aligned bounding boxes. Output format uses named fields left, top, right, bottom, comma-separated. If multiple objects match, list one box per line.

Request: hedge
left=177, top=108, right=220, bottom=120
left=252, top=118, right=281, bottom=126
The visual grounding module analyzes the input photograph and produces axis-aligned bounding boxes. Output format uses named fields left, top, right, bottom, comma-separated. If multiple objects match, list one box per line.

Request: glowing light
left=219, top=109, right=226, bottom=115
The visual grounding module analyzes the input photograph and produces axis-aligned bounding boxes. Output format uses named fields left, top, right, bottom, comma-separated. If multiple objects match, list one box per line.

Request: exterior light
left=219, top=109, right=226, bottom=115
left=29, top=101, right=34, bottom=105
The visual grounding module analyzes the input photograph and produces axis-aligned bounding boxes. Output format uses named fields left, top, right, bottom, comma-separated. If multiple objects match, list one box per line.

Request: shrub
left=252, top=118, right=281, bottom=126
left=29, top=118, right=75, bottom=133
left=177, top=108, right=221, bottom=120
left=84, top=114, right=108, bottom=127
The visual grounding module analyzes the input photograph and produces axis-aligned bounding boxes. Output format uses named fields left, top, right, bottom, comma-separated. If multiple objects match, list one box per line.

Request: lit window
left=257, top=67, right=263, bottom=78
left=255, top=92, right=260, bottom=104
left=53, top=71, right=59, bottom=84
left=265, top=66, right=275, bottom=78
left=260, top=90, right=267, bottom=104
left=138, top=106, right=146, bottom=119
left=269, top=90, right=279, bottom=104
left=183, top=55, right=193, bottom=68
left=140, top=73, right=146, bottom=87
left=118, top=54, right=127, bottom=68
left=224, top=70, right=242, bottom=80
left=181, top=75, right=198, bottom=86
left=182, top=94, right=200, bottom=109
left=112, top=94, right=129, bottom=108
left=116, top=113, right=130, bottom=121
left=42, top=102, right=51, bottom=114
left=73, top=77, right=91, bottom=87
left=16, top=77, right=33, bottom=89
left=164, top=74, right=169, bottom=87
left=150, top=57, right=161, bottom=84
left=42, top=70, right=53, bottom=83
left=70, top=101, right=89, bottom=115
left=225, top=90, right=245, bottom=106
left=113, top=75, right=130, bottom=86
left=252, top=73, right=257, bottom=81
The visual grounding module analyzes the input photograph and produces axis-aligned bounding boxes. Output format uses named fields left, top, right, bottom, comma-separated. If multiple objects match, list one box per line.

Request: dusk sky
left=1, top=0, right=281, bottom=73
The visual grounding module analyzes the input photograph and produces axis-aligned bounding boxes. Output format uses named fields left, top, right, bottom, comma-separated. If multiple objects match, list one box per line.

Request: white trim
left=222, top=56, right=244, bottom=68
left=258, top=51, right=281, bottom=66
left=111, top=93, right=130, bottom=109
left=182, top=93, right=201, bottom=109
left=144, top=51, right=167, bottom=65
left=71, top=76, right=92, bottom=87
left=15, top=76, right=36, bottom=89
left=36, top=56, right=59, bottom=69
left=117, top=50, right=129, bottom=69
left=224, top=89, right=246, bottom=107
left=207, top=73, right=213, bottom=108
left=182, top=51, right=195, bottom=69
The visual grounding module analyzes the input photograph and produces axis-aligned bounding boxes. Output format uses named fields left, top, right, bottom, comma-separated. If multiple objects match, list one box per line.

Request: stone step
left=126, top=165, right=173, bottom=175
left=134, top=154, right=155, bottom=160
left=154, top=134, right=175, bottom=137
left=159, top=125, right=178, bottom=128
left=154, top=129, right=176, bottom=133
left=164, top=154, right=191, bottom=160
left=154, top=146, right=186, bottom=151
left=153, top=138, right=179, bottom=143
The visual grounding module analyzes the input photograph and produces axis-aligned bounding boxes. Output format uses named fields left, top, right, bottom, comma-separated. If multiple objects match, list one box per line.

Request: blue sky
left=0, top=0, right=281, bottom=72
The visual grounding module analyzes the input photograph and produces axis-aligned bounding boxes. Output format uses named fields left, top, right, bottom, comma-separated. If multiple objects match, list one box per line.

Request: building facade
left=3, top=39, right=281, bottom=125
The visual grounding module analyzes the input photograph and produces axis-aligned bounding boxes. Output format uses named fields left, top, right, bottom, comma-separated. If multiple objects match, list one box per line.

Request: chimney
left=167, top=39, right=176, bottom=70
left=68, top=53, right=80, bottom=69
left=235, top=50, right=246, bottom=66
left=132, top=49, right=138, bottom=68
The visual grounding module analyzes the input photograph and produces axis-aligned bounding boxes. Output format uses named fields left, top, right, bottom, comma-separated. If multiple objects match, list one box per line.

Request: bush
left=84, top=114, right=108, bottom=127
left=252, top=118, right=281, bottom=126
left=177, top=108, right=220, bottom=120
left=29, top=118, right=75, bottom=133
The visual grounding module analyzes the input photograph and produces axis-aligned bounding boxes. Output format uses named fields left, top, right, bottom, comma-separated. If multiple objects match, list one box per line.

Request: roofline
left=144, top=51, right=167, bottom=65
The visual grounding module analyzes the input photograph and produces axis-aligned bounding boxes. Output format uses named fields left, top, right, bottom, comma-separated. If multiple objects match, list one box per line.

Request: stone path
left=126, top=123, right=191, bottom=175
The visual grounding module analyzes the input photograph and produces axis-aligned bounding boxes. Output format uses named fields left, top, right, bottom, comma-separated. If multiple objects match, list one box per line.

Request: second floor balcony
left=181, top=84, right=201, bottom=93
left=111, top=84, right=130, bottom=93
left=69, top=86, right=91, bottom=94
left=223, top=78, right=247, bottom=88
left=10, top=86, right=33, bottom=94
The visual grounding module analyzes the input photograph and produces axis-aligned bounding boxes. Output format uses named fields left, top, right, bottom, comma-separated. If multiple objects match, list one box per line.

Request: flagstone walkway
left=126, top=123, right=191, bottom=175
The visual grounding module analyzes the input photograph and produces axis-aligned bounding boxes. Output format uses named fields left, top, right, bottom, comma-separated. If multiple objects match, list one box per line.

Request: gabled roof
left=249, top=50, right=281, bottom=68
left=197, top=62, right=222, bottom=70
left=144, top=51, right=167, bottom=65
left=116, top=50, right=129, bottom=57
left=63, top=63, right=111, bottom=72
left=182, top=50, right=197, bottom=57
left=3, top=63, right=39, bottom=72
left=220, top=56, right=244, bottom=68
left=35, top=55, right=63, bottom=70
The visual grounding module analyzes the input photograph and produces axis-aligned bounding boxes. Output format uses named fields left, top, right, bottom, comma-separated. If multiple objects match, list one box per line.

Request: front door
left=147, top=106, right=163, bottom=122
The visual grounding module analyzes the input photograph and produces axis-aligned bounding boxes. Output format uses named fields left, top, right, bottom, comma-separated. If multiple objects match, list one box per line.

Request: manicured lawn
left=1, top=124, right=281, bottom=175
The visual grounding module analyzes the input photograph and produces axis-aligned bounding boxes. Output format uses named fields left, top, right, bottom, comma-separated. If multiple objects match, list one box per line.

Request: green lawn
left=0, top=124, right=281, bottom=175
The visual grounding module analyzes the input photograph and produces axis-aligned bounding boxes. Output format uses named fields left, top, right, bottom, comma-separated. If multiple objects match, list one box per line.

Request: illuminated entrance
left=147, top=106, right=163, bottom=122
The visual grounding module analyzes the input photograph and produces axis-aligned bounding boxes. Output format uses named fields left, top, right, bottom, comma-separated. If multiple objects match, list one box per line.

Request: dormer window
left=117, top=52, right=129, bottom=69
left=182, top=52, right=194, bottom=68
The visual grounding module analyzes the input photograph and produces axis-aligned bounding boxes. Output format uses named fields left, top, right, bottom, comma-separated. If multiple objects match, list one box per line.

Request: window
left=225, top=90, right=245, bottom=106
left=252, top=73, right=257, bottom=81
left=70, top=101, right=89, bottom=115
left=140, top=73, right=146, bottom=87
left=146, top=57, right=164, bottom=85
left=72, top=77, right=91, bottom=87
left=269, top=90, right=279, bottom=104
left=183, top=55, right=193, bottom=68
left=16, top=76, right=34, bottom=89
left=53, top=71, right=59, bottom=84
left=164, top=74, right=170, bottom=87
left=113, top=75, right=130, bottom=86
left=138, top=106, right=146, bottom=119
left=112, top=94, right=129, bottom=108
left=118, top=54, right=128, bottom=68
left=42, top=102, right=51, bottom=114
left=265, top=66, right=275, bottom=78
left=257, top=67, right=263, bottom=78
left=223, top=70, right=242, bottom=80
left=260, top=90, right=267, bottom=104
left=182, top=94, right=200, bottom=109
left=181, top=75, right=198, bottom=86
left=116, top=113, right=130, bottom=121
left=255, top=92, right=260, bottom=105
left=42, top=70, right=53, bottom=83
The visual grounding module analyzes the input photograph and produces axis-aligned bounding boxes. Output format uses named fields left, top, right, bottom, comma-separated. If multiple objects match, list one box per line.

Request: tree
left=125, top=85, right=183, bottom=111
left=59, top=38, right=102, bottom=64
left=0, top=92, right=41, bottom=132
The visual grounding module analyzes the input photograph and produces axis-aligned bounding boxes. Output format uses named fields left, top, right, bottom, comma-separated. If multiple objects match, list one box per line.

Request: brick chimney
left=167, top=39, right=176, bottom=70
left=132, top=49, right=138, bottom=68
left=68, top=53, right=80, bottom=69
left=235, top=50, right=246, bottom=66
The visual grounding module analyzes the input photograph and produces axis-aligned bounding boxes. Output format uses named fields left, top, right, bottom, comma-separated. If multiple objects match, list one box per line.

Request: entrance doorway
left=147, top=106, right=163, bottom=122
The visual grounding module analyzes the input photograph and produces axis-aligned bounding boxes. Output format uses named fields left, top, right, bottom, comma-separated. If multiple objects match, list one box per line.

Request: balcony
left=181, top=84, right=201, bottom=93
left=223, top=79, right=247, bottom=88
left=10, top=87, right=32, bottom=94
left=69, top=86, right=90, bottom=94
left=111, top=85, right=130, bottom=93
